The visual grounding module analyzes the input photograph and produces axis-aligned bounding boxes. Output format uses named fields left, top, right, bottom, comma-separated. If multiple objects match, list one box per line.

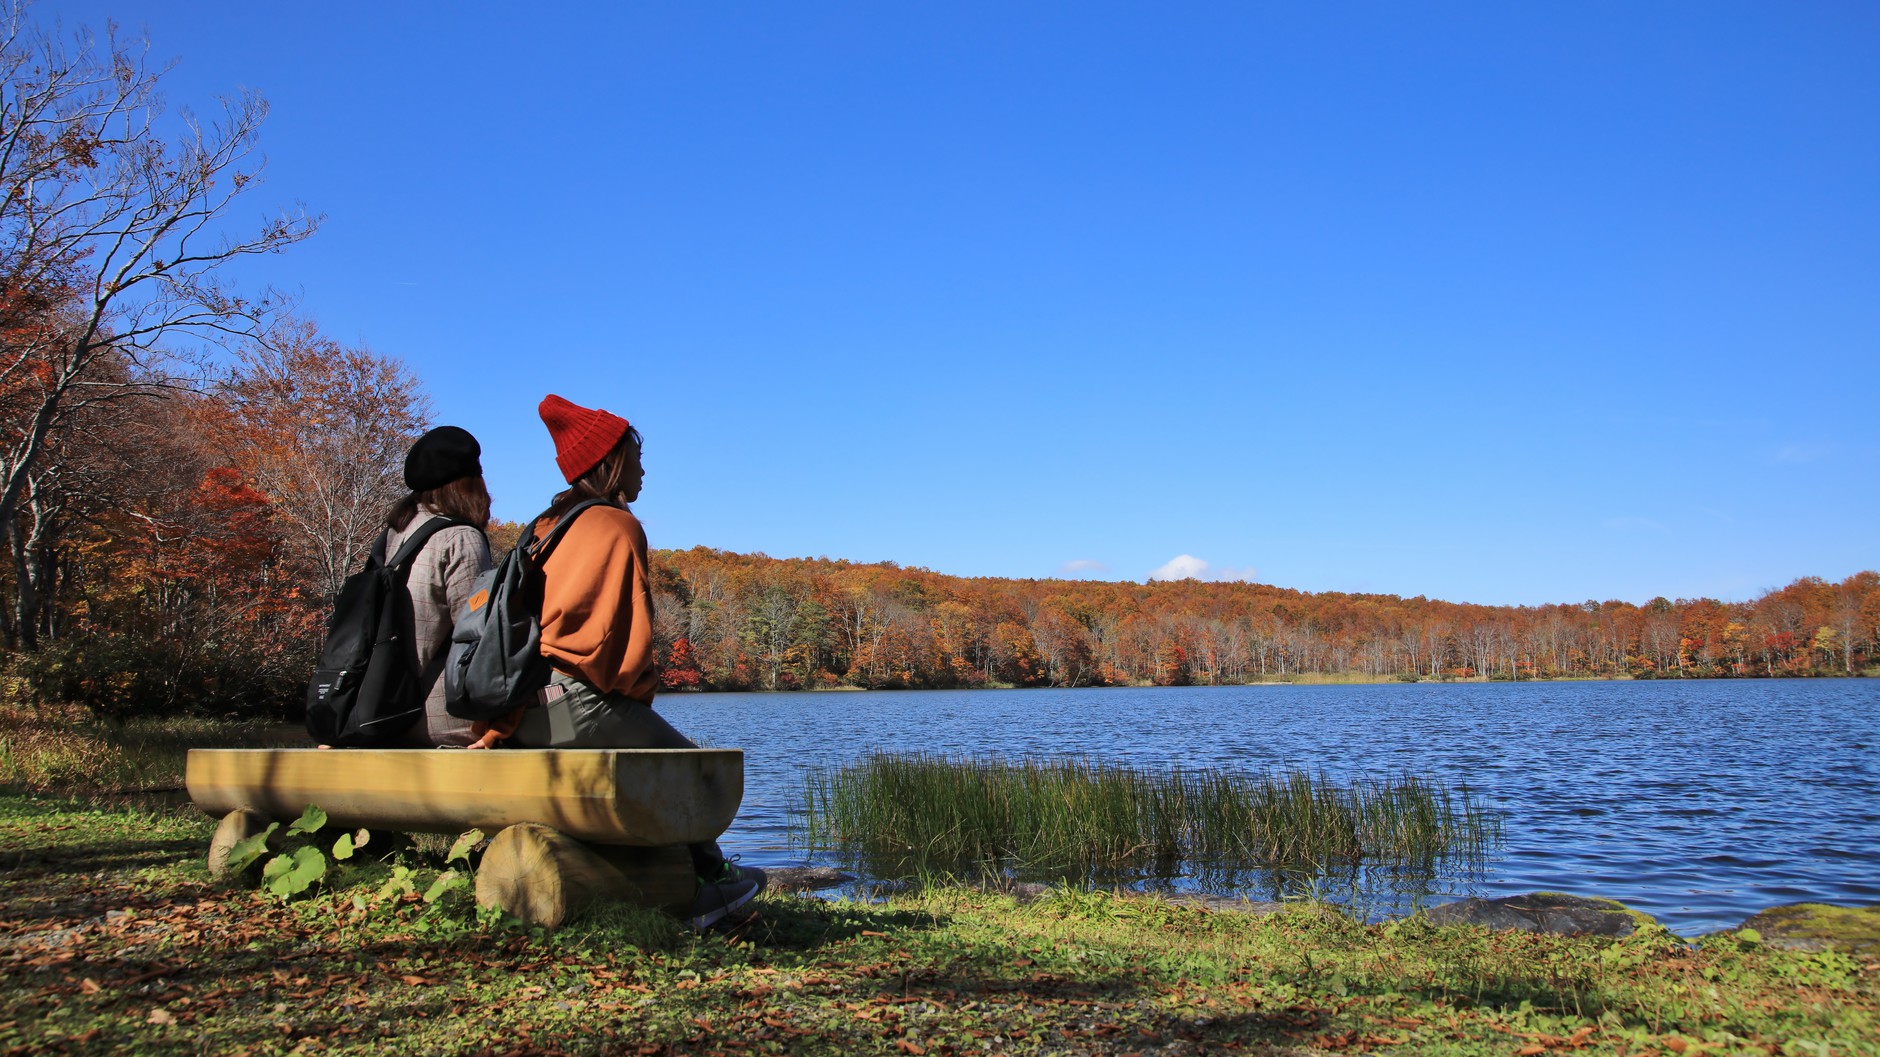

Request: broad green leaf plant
left=221, top=803, right=485, bottom=913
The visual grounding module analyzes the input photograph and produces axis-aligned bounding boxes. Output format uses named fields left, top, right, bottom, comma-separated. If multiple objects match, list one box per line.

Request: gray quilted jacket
left=384, top=508, right=493, bottom=746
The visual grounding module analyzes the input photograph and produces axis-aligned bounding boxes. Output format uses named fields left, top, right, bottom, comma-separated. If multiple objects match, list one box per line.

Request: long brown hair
left=538, top=427, right=643, bottom=527
left=386, top=474, right=493, bottom=532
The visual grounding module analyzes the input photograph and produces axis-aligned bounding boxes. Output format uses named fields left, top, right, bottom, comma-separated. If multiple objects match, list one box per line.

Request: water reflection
left=802, top=849, right=1483, bottom=922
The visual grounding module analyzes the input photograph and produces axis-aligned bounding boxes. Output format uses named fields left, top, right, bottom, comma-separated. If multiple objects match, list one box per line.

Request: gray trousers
left=514, top=671, right=698, bottom=750
left=512, top=671, right=725, bottom=878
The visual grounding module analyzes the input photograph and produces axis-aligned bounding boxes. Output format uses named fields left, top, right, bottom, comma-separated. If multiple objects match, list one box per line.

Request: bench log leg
left=477, top=823, right=623, bottom=928
left=207, top=809, right=269, bottom=879
left=475, top=823, right=697, bottom=928
left=591, top=844, right=697, bottom=915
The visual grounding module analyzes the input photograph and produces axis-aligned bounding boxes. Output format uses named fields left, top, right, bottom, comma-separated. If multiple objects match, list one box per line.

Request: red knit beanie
left=538, top=394, right=633, bottom=483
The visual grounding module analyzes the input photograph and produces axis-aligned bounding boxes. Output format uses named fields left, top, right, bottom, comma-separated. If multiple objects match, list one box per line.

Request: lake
left=657, top=679, right=1879, bottom=936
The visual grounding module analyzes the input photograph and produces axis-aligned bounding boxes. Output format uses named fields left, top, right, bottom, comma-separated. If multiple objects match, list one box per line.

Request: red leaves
left=659, top=639, right=705, bottom=690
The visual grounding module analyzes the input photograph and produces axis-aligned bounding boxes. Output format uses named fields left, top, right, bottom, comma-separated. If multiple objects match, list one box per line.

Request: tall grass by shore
left=801, top=752, right=1502, bottom=887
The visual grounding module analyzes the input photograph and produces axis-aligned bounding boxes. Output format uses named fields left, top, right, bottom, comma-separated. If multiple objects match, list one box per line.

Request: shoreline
left=668, top=670, right=1876, bottom=694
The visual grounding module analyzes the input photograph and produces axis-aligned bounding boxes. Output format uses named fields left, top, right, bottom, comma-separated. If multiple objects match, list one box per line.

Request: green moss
left=1738, top=902, right=1880, bottom=952
left=1532, top=890, right=1626, bottom=908
left=1526, top=891, right=1664, bottom=931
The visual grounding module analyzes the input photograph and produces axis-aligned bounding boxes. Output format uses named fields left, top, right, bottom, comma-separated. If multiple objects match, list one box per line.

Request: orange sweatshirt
left=534, top=505, right=659, bottom=703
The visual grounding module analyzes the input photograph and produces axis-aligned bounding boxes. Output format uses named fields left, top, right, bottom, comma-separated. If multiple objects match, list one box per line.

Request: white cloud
left=1150, top=554, right=1209, bottom=581
left=1768, top=442, right=1833, bottom=465
left=1148, top=555, right=1257, bottom=583
left=1057, top=559, right=1110, bottom=576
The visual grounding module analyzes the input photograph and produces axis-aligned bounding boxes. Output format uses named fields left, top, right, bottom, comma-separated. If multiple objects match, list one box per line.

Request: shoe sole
left=688, top=883, right=760, bottom=931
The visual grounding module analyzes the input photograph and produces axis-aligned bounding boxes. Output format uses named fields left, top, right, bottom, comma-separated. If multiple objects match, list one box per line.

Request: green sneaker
left=687, top=861, right=767, bottom=930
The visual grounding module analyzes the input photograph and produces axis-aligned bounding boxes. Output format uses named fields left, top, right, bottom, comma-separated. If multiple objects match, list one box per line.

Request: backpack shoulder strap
left=368, top=530, right=391, bottom=568
left=385, top=516, right=475, bottom=572
left=525, top=499, right=610, bottom=565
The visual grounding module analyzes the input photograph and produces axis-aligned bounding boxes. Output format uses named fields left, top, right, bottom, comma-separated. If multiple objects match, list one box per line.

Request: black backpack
left=305, top=517, right=470, bottom=746
left=444, top=499, right=606, bottom=721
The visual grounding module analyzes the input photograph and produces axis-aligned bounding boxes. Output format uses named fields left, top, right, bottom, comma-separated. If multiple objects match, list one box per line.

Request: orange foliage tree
left=203, top=317, right=429, bottom=599
left=4, top=319, right=432, bottom=717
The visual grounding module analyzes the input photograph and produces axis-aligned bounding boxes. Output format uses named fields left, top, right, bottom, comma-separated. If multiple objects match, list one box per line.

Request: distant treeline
left=646, top=547, right=1880, bottom=692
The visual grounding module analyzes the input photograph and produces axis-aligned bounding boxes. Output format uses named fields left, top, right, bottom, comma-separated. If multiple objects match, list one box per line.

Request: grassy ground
left=0, top=705, right=304, bottom=793
left=2, top=794, right=1874, bottom=1057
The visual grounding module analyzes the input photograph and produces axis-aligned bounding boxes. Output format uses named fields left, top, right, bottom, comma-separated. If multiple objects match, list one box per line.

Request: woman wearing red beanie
left=519, top=394, right=765, bottom=928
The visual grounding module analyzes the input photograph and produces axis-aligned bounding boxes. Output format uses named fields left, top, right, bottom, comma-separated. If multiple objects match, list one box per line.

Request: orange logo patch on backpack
left=467, top=589, right=490, bottom=612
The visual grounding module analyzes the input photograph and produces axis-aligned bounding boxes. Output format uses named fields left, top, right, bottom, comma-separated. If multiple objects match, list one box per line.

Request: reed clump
left=801, top=752, right=1501, bottom=882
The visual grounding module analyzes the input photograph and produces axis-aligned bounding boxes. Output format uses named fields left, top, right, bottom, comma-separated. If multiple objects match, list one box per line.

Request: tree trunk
left=9, top=519, right=38, bottom=652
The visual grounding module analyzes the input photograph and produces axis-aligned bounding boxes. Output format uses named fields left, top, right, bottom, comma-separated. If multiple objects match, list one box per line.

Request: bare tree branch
left=0, top=3, right=320, bottom=549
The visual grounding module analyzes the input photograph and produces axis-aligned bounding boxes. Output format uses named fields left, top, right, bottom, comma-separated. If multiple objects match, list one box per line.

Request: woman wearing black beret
left=385, top=425, right=495, bottom=746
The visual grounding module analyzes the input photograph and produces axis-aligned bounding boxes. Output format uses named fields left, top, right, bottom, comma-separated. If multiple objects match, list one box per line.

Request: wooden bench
left=185, top=748, right=744, bottom=927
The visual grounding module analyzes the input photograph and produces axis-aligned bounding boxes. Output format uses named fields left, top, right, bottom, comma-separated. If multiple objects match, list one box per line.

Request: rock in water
left=1424, top=892, right=1653, bottom=937
left=765, top=867, right=857, bottom=893
left=1734, top=903, right=1880, bottom=952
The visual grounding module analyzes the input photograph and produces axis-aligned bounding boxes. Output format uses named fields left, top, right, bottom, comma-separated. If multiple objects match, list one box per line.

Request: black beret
left=404, top=425, right=482, bottom=491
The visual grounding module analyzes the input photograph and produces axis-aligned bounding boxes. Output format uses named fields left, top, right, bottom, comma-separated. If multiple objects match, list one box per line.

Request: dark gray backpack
left=443, top=499, right=606, bottom=721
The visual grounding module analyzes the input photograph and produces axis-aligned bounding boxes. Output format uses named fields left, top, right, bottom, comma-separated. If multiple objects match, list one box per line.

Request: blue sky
left=41, top=1, right=1880, bottom=605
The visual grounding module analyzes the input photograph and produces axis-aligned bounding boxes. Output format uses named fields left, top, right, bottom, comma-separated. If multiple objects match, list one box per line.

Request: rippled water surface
left=658, top=680, right=1879, bottom=934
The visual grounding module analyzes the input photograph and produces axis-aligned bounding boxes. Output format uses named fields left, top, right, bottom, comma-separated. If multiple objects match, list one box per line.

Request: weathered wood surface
left=185, top=748, right=743, bottom=845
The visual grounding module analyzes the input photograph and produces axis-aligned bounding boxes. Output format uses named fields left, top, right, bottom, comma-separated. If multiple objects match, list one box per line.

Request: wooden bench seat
left=185, top=748, right=743, bottom=844
left=185, top=748, right=748, bottom=927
